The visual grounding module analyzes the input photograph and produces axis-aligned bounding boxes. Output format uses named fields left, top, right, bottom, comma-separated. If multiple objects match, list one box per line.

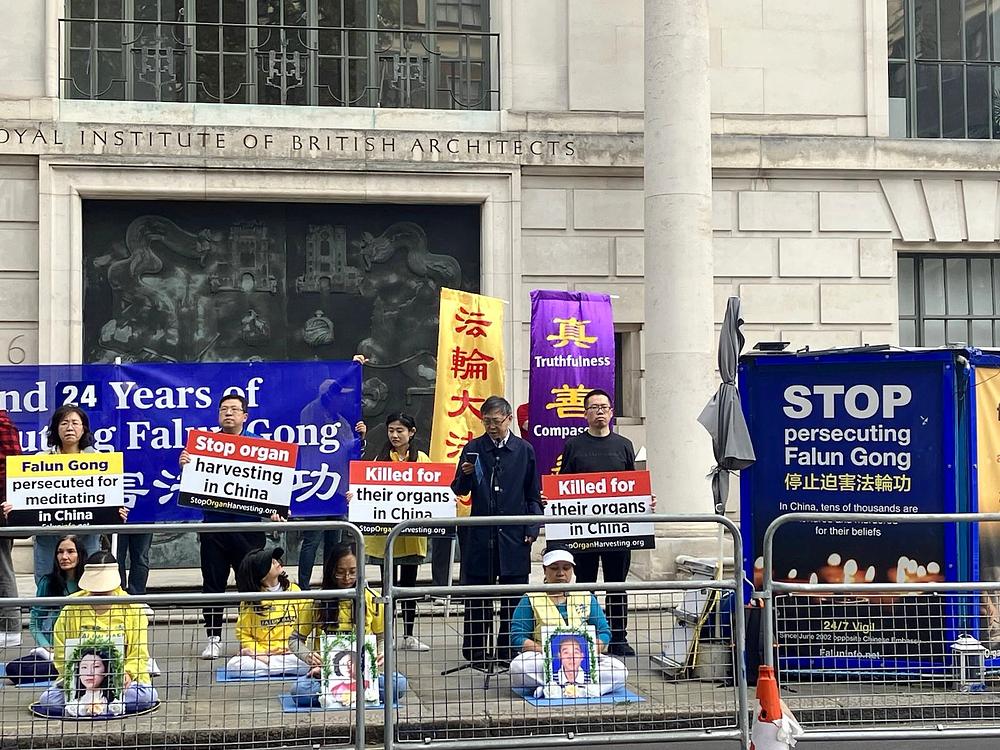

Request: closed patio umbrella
left=697, top=296, right=756, bottom=514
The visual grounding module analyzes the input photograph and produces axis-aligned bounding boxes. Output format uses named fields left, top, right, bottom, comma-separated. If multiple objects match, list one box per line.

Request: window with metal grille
left=888, top=0, right=1000, bottom=138
left=62, top=0, right=497, bottom=109
left=898, top=254, right=1000, bottom=346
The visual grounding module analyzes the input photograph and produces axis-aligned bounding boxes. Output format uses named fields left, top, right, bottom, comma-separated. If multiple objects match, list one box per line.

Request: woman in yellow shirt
left=225, top=547, right=309, bottom=678
left=363, top=412, right=431, bottom=651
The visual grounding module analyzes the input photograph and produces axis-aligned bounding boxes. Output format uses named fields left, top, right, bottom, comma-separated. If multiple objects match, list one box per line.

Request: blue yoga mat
left=514, top=686, right=645, bottom=707
left=29, top=701, right=161, bottom=720
left=215, top=667, right=301, bottom=683
left=278, top=694, right=393, bottom=713
left=0, top=662, right=55, bottom=688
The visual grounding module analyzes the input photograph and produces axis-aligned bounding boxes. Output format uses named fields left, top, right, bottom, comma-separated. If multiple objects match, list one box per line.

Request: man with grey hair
left=452, top=395, right=543, bottom=666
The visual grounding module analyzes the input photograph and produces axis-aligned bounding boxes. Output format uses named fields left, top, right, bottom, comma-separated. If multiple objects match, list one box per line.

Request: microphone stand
left=441, top=443, right=510, bottom=689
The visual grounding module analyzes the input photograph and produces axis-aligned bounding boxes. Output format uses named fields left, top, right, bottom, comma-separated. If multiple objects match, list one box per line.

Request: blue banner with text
left=0, top=360, right=361, bottom=523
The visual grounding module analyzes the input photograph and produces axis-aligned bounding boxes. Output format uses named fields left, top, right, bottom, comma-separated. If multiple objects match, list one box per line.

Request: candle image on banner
left=6, top=453, right=125, bottom=525
left=528, top=291, right=615, bottom=476
left=428, top=288, right=506, bottom=514
left=348, top=460, right=457, bottom=536
left=178, top=429, right=298, bottom=518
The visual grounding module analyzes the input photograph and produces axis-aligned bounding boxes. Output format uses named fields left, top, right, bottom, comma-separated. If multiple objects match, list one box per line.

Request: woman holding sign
left=32, top=406, right=107, bottom=586
left=355, top=413, right=431, bottom=652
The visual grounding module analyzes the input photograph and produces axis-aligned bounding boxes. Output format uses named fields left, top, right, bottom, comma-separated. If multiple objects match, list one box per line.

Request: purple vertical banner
left=528, top=290, right=616, bottom=476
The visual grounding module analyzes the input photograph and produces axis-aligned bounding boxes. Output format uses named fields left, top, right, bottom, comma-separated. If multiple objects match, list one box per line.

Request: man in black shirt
left=558, top=388, right=638, bottom=656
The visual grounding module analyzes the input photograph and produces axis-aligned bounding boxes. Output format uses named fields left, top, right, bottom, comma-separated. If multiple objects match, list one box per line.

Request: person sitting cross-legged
left=36, top=552, right=158, bottom=716
left=508, top=548, right=628, bottom=698
left=224, top=547, right=309, bottom=679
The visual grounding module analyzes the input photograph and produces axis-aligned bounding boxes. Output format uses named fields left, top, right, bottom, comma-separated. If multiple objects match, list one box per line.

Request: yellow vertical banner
left=429, top=288, right=506, bottom=514
left=977, top=368, right=1000, bottom=587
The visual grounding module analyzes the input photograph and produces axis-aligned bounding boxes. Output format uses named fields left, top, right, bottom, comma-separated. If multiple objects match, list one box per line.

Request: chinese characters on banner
left=428, top=288, right=506, bottom=514
left=528, top=290, right=615, bottom=476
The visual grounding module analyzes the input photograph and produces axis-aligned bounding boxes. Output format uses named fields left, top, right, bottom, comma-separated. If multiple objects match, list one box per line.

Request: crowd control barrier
left=0, top=520, right=368, bottom=750
left=761, top=512, right=1000, bottom=743
left=0, top=516, right=748, bottom=749
left=382, top=514, right=749, bottom=750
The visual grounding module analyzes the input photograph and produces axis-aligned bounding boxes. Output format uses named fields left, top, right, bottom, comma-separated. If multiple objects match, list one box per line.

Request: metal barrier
left=382, top=513, right=749, bottom=749
left=761, top=511, right=1000, bottom=742
left=0, top=520, right=368, bottom=750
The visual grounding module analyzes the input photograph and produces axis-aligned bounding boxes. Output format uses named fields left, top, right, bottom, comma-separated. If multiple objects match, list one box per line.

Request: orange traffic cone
left=750, top=665, right=801, bottom=750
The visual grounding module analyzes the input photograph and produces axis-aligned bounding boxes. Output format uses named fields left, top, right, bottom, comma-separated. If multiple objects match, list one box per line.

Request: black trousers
left=383, top=562, right=419, bottom=637
left=200, top=530, right=266, bottom=638
left=461, top=540, right=526, bottom=663
left=574, top=548, right=631, bottom=645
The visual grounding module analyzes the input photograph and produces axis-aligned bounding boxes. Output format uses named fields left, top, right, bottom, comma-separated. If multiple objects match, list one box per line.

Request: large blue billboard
left=0, top=360, right=362, bottom=523
left=740, top=350, right=963, bottom=671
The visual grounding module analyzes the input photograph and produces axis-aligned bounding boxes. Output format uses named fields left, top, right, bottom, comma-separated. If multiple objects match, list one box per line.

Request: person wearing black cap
left=224, top=547, right=309, bottom=679
left=508, top=548, right=628, bottom=698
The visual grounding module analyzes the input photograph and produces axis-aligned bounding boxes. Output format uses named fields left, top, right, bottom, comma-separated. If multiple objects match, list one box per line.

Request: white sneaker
left=0, top=632, right=22, bottom=649
left=147, top=658, right=161, bottom=677
left=401, top=635, right=430, bottom=652
left=200, top=636, right=221, bottom=660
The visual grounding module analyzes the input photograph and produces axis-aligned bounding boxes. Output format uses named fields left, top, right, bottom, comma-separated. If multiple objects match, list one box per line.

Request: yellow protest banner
left=429, top=288, right=505, bottom=515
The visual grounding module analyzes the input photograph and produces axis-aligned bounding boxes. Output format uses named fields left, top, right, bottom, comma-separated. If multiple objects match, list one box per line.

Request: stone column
left=643, top=0, right=716, bottom=519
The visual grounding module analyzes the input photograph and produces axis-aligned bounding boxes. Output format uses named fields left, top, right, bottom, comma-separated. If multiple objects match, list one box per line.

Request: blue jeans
left=290, top=673, right=407, bottom=707
left=297, top=526, right=344, bottom=590
left=34, top=534, right=100, bottom=585
left=116, top=533, right=153, bottom=595
left=38, top=681, right=158, bottom=714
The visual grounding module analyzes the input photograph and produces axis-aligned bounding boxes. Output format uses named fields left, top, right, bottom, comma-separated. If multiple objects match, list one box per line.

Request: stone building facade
left=0, top=0, right=993, bottom=570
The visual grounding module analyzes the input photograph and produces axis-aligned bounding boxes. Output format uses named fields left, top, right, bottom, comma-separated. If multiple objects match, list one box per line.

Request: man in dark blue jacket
left=451, top=396, right=543, bottom=665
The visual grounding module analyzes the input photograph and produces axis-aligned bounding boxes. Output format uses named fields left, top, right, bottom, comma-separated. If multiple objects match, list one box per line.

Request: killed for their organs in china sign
left=348, top=460, right=457, bottom=536
left=529, top=291, right=615, bottom=476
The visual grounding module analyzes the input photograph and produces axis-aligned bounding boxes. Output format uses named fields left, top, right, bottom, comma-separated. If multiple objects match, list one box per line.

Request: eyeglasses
left=585, top=405, right=612, bottom=413
left=219, top=407, right=245, bottom=414
left=482, top=415, right=510, bottom=427
left=334, top=569, right=357, bottom=580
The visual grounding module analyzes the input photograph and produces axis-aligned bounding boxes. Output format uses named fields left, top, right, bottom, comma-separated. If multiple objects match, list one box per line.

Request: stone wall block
left=820, top=283, right=895, bottom=324
left=880, top=179, right=932, bottom=241
left=962, top=180, right=999, bottom=242
left=522, top=188, right=567, bottom=229
left=921, top=179, right=964, bottom=242
left=818, top=192, right=893, bottom=232
left=739, top=283, right=818, bottom=323
left=738, top=191, right=815, bottom=231
left=574, top=189, right=643, bottom=229
left=714, top=237, right=775, bottom=276
left=778, top=237, right=856, bottom=277
left=522, top=236, right=611, bottom=276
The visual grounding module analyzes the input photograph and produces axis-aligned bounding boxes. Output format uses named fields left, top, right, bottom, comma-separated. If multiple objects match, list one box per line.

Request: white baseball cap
left=542, top=549, right=575, bottom=567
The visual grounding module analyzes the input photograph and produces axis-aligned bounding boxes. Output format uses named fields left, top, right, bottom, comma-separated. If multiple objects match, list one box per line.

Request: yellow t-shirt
left=294, top=587, right=384, bottom=651
left=53, top=587, right=151, bottom=684
left=235, top=582, right=306, bottom=653
left=364, top=449, right=431, bottom=561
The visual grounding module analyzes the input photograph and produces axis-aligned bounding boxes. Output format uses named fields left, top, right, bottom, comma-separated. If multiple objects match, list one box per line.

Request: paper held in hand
left=542, top=469, right=655, bottom=551
left=347, top=460, right=457, bottom=536
left=178, top=429, right=298, bottom=518
left=6, top=452, right=125, bottom=526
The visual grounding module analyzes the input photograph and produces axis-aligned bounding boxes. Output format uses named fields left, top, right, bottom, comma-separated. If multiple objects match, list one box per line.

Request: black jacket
left=451, top=432, right=543, bottom=577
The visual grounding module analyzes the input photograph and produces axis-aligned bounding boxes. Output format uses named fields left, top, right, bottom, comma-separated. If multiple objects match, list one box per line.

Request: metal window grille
left=60, top=0, right=498, bottom=110
left=888, top=0, right=1000, bottom=138
left=897, top=253, right=1000, bottom=347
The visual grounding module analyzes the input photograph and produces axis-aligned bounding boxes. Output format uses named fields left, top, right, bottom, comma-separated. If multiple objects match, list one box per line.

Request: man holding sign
left=556, top=389, right=643, bottom=657
left=179, top=393, right=292, bottom=660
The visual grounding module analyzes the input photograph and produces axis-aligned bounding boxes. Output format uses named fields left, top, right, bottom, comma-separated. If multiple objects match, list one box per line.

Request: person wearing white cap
left=508, top=548, right=628, bottom=698
left=35, top=551, right=159, bottom=716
